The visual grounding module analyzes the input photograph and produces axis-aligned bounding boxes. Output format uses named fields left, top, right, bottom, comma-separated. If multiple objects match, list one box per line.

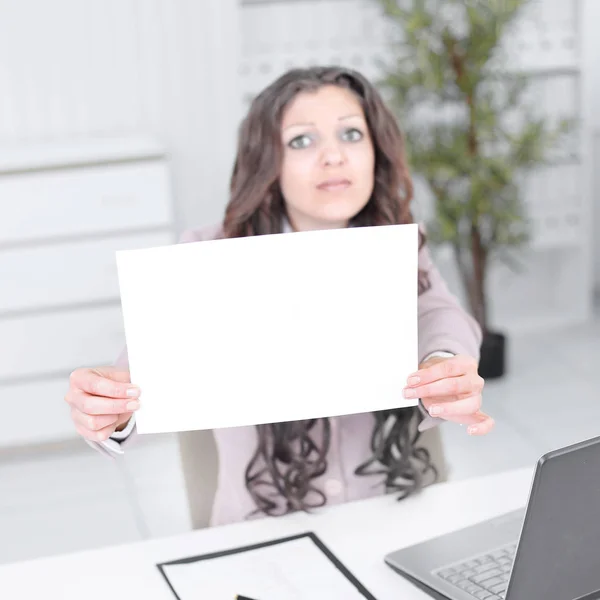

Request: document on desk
left=157, top=532, right=376, bottom=600
left=116, top=223, right=419, bottom=434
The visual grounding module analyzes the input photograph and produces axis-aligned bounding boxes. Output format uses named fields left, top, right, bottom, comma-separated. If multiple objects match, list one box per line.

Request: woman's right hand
left=65, top=366, right=141, bottom=442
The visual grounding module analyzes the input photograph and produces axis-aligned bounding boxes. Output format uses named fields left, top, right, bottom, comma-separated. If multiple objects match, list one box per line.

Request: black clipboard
left=156, top=531, right=377, bottom=600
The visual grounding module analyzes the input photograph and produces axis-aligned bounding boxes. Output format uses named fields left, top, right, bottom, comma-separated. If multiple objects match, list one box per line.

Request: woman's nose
left=321, top=143, right=346, bottom=166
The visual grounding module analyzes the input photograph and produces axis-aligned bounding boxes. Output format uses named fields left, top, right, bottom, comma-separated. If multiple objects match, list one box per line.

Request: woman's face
left=279, top=85, right=375, bottom=232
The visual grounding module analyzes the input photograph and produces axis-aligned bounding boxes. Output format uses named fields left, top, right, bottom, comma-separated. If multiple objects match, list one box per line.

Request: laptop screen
left=507, top=438, right=600, bottom=600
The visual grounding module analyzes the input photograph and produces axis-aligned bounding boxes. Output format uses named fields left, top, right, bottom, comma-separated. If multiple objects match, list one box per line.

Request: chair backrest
left=419, top=425, right=449, bottom=483
left=177, top=429, right=219, bottom=529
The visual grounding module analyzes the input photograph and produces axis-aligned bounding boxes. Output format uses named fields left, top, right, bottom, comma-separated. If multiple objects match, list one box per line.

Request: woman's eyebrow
left=283, top=114, right=363, bottom=132
left=282, top=122, right=314, bottom=132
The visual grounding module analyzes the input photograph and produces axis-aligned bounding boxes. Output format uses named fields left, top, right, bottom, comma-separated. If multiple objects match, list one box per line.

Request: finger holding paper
left=403, top=354, right=494, bottom=436
left=65, top=367, right=141, bottom=442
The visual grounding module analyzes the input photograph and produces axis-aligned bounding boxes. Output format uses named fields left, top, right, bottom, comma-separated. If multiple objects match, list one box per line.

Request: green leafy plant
left=377, top=0, right=571, bottom=332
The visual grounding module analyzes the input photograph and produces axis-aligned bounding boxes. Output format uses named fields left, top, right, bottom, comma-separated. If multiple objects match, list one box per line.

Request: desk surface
left=0, top=467, right=534, bottom=600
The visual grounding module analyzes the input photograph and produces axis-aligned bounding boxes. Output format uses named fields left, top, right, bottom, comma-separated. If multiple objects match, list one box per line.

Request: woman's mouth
left=317, top=178, right=352, bottom=192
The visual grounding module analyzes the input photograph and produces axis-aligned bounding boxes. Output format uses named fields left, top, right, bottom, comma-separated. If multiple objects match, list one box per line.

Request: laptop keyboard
left=433, top=542, right=516, bottom=599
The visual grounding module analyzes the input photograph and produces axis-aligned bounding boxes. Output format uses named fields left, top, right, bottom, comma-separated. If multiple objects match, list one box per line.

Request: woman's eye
left=341, top=128, right=363, bottom=142
left=288, top=134, right=313, bottom=149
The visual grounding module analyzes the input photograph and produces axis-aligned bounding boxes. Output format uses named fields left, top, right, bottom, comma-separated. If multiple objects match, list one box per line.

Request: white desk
left=0, top=467, right=534, bottom=599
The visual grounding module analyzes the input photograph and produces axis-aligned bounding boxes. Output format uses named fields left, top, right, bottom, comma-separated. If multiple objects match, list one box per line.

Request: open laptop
left=384, top=434, right=600, bottom=600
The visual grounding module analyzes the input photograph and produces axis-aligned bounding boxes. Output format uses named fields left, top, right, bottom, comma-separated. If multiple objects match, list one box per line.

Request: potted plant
left=376, top=0, right=571, bottom=378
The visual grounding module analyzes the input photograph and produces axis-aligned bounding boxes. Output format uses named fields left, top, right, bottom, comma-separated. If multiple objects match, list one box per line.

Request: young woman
left=65, top=66, right=492, bottom=527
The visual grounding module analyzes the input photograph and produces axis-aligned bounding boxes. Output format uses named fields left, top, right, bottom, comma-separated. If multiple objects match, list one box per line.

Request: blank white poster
left=116, top=224, right=419, bottom=434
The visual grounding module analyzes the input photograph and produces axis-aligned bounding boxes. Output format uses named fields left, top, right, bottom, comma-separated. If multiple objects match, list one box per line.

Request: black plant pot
left=478, top=330, right=506, bottom=380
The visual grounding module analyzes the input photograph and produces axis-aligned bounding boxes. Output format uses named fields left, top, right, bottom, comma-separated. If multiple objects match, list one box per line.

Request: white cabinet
left=0, top=137, right=175, bottom=448
left=0, top=231, right=172, bottom=314
left=0, top=162, right=173, bottom=244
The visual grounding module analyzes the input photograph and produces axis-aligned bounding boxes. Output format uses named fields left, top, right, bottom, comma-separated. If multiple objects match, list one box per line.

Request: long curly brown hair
left=222, top=66, right=437, bottom=518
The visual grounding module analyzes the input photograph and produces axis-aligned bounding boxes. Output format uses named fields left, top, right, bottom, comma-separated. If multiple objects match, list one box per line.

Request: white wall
left=582, top=0, right=600, bottom=299
left=595, top=130, right=600, bottom=300
left=240, top=0, right=594, bottom=334
left=1, top=0, right=594, bottom=331
left=0, top=0, right=242, bottom=231
left=1, top=0, right=596, bottom=321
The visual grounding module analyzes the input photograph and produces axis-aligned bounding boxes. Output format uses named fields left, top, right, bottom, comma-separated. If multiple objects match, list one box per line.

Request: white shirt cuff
left=110, top=414, right=136, bottom=441
left=422, top=350, right=455, bottom=362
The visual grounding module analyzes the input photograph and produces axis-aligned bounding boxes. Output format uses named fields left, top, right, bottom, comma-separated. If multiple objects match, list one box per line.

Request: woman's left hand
left=403, top=354, right=494, bottom=436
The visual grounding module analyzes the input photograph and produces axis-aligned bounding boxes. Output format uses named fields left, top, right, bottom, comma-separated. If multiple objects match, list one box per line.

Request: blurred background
left=0, top=0, right=598, bottom=566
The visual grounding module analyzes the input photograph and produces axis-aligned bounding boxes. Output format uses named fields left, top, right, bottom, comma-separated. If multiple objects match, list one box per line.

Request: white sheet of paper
left=160, top=536, right=369, bottom=600
left=116, top=223, right=419, bottom=434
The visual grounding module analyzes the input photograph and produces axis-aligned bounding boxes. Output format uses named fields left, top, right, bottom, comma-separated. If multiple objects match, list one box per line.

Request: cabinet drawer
left=0, top=306, right=126, bottom=381
left=0, top=231, right=174, bottom=314
left=0, top=379, right=75, bottom=447
left=0, top=161, right=173, bottom=244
